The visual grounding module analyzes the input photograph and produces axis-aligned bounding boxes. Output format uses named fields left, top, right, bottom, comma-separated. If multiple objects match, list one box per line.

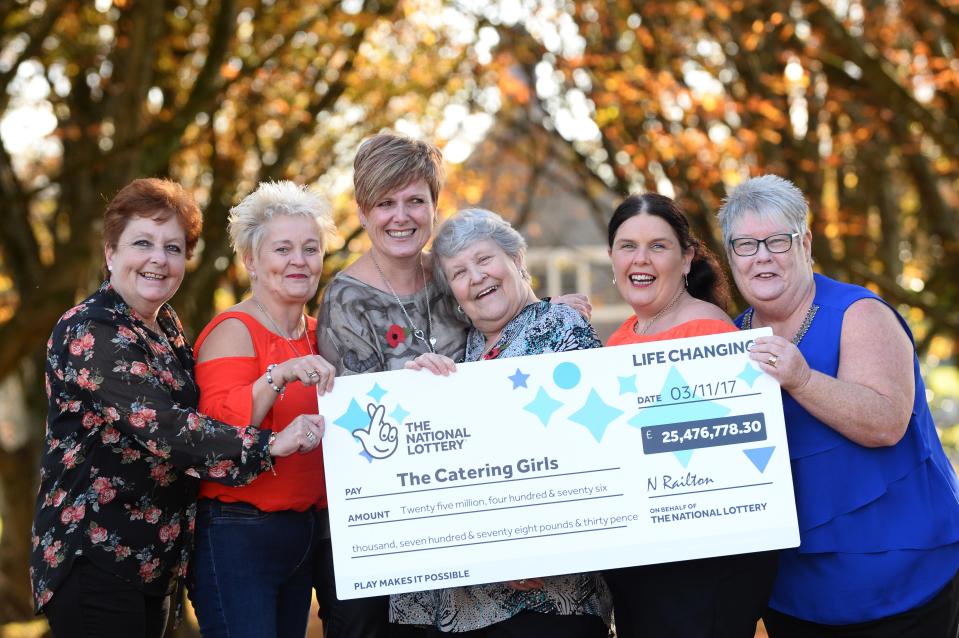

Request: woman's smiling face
left=608, top=213, right=692, bottom=316
left=441, top=238, right=530, bottom=336
left=105, top=214, right=186, bottom=320
left=727, top=212, right=811, bottom=307
left=360, top=179, right=436, bottom=262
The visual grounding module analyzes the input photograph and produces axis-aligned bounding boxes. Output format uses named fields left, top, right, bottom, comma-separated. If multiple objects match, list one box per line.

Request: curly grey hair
left=431, top=208, right=528, bottom=292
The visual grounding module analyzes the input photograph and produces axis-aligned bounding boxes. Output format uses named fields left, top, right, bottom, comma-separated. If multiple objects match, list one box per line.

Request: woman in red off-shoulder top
left=187, top=181, right=337, bottom=638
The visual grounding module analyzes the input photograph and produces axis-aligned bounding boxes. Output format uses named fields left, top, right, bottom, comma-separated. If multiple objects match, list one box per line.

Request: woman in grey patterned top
left=398, top=209, right=611, bottom=637
left=315, top=132, right=593, bottom=638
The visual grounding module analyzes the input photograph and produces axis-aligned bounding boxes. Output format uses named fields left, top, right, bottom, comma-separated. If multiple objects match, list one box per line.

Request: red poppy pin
left=385, top=324, right=406, bottom=348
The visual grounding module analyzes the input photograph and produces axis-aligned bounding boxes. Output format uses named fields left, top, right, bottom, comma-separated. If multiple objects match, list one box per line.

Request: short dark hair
left=103, top=178, right=202, bottom=258
left=608, top=193, right=732, bottom=311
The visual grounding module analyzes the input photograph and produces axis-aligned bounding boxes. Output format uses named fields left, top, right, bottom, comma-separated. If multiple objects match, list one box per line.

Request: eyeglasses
left=729, top=232, right=799, bottom=257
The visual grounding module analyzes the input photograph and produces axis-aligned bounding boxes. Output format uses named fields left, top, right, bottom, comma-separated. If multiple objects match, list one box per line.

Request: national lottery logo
left=333, top=382, right=473, bottom=463
left=352, top=403, right=399, bottom=460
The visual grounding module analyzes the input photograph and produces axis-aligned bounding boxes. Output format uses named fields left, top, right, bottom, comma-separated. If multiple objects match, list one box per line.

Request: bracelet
left=267, top=431, right=277, bottom=455
left=265, top=363, right=284, bottom=394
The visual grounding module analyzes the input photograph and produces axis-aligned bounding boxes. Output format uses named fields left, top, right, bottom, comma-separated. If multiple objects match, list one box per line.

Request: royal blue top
left=737, top=274, right=959, bottom=624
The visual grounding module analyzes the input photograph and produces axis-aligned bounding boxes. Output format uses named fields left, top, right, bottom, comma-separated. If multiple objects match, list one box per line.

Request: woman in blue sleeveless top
left=718, top=175, right=959, bottom=637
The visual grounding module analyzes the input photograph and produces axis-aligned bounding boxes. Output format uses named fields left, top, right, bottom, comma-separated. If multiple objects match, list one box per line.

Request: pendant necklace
left=252, top=297, right=315, bottom=357
left=370, top=251, right=436, bottom=353
left=637, top=287, right=686, bottom=335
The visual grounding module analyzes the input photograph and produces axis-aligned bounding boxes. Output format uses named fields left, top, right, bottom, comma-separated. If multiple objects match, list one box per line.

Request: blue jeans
left=188, top=500, right=316, bottom=638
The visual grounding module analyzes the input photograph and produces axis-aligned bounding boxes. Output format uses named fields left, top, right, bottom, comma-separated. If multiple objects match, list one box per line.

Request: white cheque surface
left=322, top=327, right=798, bottom=599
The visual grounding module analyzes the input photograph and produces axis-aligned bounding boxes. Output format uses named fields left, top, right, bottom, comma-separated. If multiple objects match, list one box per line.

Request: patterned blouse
left=391, top=301, right=613, bottom=631
left=30, top=283, right=274, bottom=612
left=316, top=272, right=469, bottom=375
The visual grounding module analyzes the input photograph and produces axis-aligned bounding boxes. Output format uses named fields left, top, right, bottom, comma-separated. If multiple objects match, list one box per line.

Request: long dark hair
left=608, top=193, right=731, bottom=311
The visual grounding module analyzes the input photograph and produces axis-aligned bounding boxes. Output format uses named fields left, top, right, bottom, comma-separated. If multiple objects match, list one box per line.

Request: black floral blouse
left=30, top=283, right=274, bottom=612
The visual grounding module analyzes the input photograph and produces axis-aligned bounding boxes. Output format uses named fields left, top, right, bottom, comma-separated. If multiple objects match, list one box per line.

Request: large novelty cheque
left=322, top=327, right=798, bottom=599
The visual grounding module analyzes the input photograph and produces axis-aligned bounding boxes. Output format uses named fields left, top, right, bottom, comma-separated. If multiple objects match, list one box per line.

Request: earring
left=107, top=264, right=112, bottom=272
left=249, top=271, right=257, bottom=281
left=457, top=305, right=464, bottom=314
left=612, top=275, right=616, bottom=284
left=684, top=273, right=688, bottom=288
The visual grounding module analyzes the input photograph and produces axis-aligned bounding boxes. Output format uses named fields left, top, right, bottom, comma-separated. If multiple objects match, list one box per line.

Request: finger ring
left=306, top=431, right=316, bottom=443
left=767, top=354, right=778, bottom=367
left=308, top=370, right=319, bottom=379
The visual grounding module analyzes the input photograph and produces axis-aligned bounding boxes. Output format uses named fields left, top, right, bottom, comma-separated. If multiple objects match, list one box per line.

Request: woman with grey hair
left=719, top=174, right=959, bottom=636
left=188, top=180, right=338, bottom=638
left=395, top=208, right=611, bottom=637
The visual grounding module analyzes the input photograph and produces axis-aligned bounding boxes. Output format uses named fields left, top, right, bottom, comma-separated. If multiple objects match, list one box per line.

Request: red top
left=195, top=311, right=327, bottom=511
left=607, top=317, right=738, bottom=345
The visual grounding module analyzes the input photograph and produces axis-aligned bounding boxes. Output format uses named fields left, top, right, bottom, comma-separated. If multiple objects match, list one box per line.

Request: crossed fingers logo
left=352, top=403, right=399, bottom=460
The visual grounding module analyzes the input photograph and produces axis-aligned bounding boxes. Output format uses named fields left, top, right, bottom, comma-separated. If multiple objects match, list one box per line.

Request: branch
left=844, top=259, right=959, bottom=348
left=803, top=0, right=959, bottom=159
left=0, top=0, right=68, bottom=114
left=102, top=0, right=165, bottom=152
left=0, top=140, right=41, bottom=291
left=137, top=0, right=238, bottom=174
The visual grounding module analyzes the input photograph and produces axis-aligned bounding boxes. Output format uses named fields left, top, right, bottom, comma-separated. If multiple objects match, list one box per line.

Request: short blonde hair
left=353, top=131, right=445, bottom=213
left=228, top=181, right=335, bottom=262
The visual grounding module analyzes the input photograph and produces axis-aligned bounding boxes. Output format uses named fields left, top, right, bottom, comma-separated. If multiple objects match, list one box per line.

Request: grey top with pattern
left=316, top=272, right=469, bottom=376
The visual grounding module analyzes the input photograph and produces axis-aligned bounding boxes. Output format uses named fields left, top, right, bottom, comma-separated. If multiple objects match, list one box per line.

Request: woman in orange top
left=187, top=181, right=337, bottom=638
left=603, top=193, right=778, bottom=638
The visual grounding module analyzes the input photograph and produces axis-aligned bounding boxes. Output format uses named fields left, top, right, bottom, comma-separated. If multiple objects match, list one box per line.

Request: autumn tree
left=475, top=0, right=958, bottom=354
left=0, top=0, right=490, bottom=622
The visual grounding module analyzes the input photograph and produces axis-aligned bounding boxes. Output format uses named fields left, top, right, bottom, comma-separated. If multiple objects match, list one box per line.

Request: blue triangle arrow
left=743, top=446, right=775, bottom=473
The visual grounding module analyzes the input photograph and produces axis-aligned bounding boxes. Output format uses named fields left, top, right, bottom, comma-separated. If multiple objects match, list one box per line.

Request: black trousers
left=604, top=550, right=779, bottom=638
left=763, top=566, right=959, bottom=638
left=424, top=610, right=609, bottom=637
left=314, top=535, right=426, bottom=638
left=44, top=558, right=170, bottom=638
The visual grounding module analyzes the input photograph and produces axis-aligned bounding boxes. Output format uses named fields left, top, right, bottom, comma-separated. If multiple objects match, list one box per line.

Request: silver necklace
left=638, top=287, right=685, bottom=335
left=252, top=297, right=314, bottom=357
left=742, top=303, right=819, bottom=345
left=370, top=252, right=436, bottom=353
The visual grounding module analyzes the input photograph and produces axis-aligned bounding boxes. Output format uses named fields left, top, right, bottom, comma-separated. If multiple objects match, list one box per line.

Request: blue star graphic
left=524, top=388, right=563, bottom=427
left=618, top=375, right=637, bottom=395
left=390, top=404, right=410, bottom=425
left=568, top=389, right=624, bottom=442
left=358, top=448, right=375, bottom=463
left=367, top=383, right=387, bottom=402
left=737, top=362, right=762, bottom=388
left=333, top=399, right=369, bottom=432
left=508, top=368, right=530, bottom=389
